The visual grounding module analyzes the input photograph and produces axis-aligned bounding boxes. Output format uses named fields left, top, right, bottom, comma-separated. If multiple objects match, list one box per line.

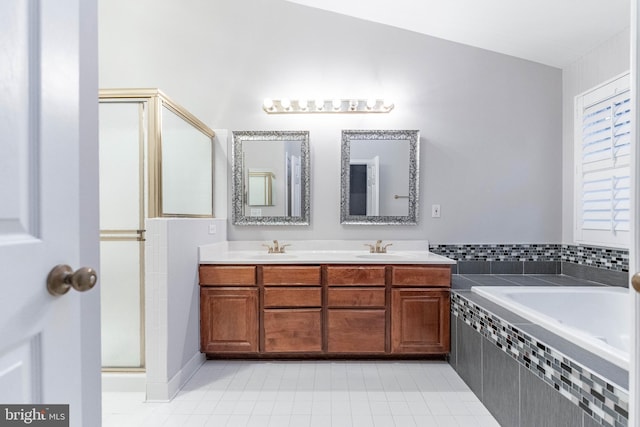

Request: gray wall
left=99, top=0, right=562, bottom=244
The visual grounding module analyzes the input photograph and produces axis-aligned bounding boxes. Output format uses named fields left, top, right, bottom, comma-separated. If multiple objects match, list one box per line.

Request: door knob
left=47, top=264, right=98, bottom=296
left=633, top=273, right=640, bottom=293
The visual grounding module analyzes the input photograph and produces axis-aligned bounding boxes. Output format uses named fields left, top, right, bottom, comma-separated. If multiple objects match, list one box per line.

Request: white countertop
left=199, top=240, right=456, bottom=265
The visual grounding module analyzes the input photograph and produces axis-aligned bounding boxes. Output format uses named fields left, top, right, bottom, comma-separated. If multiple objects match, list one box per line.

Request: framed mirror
left=232, top=130, right=310, bottom=225
left=340, top=130, right=420, bottom=225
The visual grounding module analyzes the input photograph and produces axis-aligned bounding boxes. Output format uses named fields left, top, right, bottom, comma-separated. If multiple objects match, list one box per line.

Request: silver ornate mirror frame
left=340, top=129, right=420, bottom=225
left=232, top=130, right=310, bottom=225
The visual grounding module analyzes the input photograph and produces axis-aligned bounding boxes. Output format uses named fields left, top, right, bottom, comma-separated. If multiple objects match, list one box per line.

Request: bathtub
left=471, top=286, right=630, bottom=370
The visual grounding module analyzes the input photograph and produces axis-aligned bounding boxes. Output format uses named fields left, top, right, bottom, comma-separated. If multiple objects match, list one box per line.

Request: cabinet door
left=200, top=287, right=258, bottom=353
left=264, top=309, right=322, bottom=352
left=327, top=309, right=386, bottom=353
left=391, top=289, right=450, bottom=354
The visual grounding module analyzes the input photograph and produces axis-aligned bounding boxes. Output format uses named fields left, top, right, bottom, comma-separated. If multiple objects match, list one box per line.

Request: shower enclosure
left=99, top=89, right=214, bottom=371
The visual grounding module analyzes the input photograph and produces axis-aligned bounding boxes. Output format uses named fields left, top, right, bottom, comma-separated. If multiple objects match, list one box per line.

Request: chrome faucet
left=364, top=240, right=392, bottom=253
left=263, top=240, right=291, bottom=254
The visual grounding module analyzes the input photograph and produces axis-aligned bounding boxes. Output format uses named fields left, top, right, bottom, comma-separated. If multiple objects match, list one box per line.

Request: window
left=574, top=73, right=631, bottom=247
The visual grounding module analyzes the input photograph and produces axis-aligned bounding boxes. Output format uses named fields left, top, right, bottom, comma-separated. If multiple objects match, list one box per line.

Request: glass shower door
left=99, top=101, right=147, bottom=369
left=98, top=88, right=215, bottom=375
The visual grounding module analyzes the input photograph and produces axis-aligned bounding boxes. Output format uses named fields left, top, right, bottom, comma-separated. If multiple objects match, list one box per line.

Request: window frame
left=573, top=72, right=631, bottom=248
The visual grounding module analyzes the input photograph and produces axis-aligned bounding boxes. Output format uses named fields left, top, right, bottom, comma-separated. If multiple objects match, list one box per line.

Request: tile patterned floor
left=103, top=360, right=500, bottom=426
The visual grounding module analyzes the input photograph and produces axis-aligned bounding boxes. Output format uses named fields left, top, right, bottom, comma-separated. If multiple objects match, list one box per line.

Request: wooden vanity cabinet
left=199, top=263, right=451, bottom=357
left=262, top=266, right=322, bottom=353
left=391, top=266, right=451, bottom=354
left=199, top=266, right=258, bottom=353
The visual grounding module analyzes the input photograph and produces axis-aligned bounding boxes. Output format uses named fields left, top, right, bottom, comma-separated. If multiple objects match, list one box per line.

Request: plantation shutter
left=575, top=73, right=630, bottom=247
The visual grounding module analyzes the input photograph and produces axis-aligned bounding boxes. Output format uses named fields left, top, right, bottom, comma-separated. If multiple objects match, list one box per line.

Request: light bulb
left=332, top=99, right=342, bottom=111
left=383, top=99, right=394, bottom=110
left=349, top=100, right=358, bottom=111
left=298, top=98, right=308, bottom=111
left=281, top=98, right=291, bottom=110
left=315, top=99, right=325, bottom=111
left=263, top=98, right=274, bottom=111
left=366, top=99, right=377, bottom=110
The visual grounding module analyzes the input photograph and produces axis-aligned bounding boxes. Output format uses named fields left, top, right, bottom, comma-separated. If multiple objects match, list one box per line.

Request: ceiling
left=285, top=0, right=630, bottom=68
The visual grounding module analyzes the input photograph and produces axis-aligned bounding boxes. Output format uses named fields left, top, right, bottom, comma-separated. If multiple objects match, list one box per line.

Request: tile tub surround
left=450, top=279, right=629, bottom=427
left=430, top=243, right=629, bottom=286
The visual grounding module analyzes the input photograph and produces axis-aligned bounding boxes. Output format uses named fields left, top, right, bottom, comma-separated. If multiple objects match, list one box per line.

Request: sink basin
left=248, top=254, right=297, bottom=260
left=356, top=254, right=410, bottom=260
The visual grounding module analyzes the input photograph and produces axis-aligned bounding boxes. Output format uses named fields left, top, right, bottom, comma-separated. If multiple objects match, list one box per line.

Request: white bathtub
left=471, top=286, right=630, bottom=370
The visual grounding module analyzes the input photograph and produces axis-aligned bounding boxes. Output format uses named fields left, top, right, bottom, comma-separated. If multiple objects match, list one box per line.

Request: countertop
left=199, top=240, right=456, bottom=265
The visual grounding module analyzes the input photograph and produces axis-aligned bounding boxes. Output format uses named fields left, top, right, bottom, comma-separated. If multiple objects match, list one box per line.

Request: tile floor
left=102, top=360, right=500, bottom=427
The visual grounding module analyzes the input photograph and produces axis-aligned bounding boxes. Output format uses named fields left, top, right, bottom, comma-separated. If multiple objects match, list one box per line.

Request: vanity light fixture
left=262, top=98, right=395, bottom=114
left=263, top=98, right=275, bottom=112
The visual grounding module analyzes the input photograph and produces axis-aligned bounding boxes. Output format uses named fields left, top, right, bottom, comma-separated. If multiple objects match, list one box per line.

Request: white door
left=366, top=156, right=380, bottom=216
left=632, top=0, right=639, bottom=425
left=290, top=154, right=301, bottom=216
left=351, top=156, right=380, bottom=216
left=0, top=1, right=100, bottom=426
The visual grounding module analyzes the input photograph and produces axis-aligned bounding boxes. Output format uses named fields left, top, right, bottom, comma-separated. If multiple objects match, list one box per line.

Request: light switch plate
left=431, top=204, right=441, bottom=218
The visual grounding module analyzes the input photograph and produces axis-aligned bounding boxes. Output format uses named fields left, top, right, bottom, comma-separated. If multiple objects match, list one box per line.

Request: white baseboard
left=145, top=352, right=205, bottom=402
left=101, top=372, right=146, bottom=393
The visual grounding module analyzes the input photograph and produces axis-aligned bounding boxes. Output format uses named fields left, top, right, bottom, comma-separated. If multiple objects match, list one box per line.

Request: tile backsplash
left=429, top=243, right=560, bottom=262
left=561, top=244, right=628, bottom=273
left=429, top=243, right=629, bottom=286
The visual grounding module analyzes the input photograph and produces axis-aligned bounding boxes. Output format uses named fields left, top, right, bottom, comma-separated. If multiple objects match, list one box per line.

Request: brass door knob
left=47, top=264, right=98, bottom=296
left=632, top=273, right=640, bottom=293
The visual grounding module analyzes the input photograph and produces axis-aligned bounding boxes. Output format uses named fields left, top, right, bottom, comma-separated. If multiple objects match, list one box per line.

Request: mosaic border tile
left=429, top=243, right=629, bottom=273
left=561, top=244, right=629, bottom=273
left=451, top=292, right=629, bottom=427
left=429, top=243, right=560, bottom=262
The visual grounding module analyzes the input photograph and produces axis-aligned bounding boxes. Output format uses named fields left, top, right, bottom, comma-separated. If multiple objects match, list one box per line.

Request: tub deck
left=451, top=274, right=627, bottom=389
left=452, top=273, right=610, bottom=290
left=450, top=274, right=629, bottom=427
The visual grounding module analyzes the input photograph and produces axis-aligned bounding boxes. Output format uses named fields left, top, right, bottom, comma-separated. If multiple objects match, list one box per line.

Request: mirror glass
left=232, top=130, right=310, bottom=225
left=341, top=130, right=419, bottom=225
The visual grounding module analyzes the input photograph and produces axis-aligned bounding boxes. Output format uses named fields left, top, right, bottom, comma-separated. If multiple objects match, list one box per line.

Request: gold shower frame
left=99, top=88, right=216, bottom=218
left=99, top=88, right=214, bottom=372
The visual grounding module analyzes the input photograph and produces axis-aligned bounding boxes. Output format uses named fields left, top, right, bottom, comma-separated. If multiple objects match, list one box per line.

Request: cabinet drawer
left=390, top=266, right=451, bottom=287
left=326, top=266, right=386, bottom=285
left=264, top=287, right=322, bottom=307
left=327, top=309, right=386, bottom=353
left=327, top=287, right=385, bottom=308
left=262, top=266, right=321, bottom=285
left=199, top=265, right=256, bottom=286
left=264, top=309, right=322, bottom=352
